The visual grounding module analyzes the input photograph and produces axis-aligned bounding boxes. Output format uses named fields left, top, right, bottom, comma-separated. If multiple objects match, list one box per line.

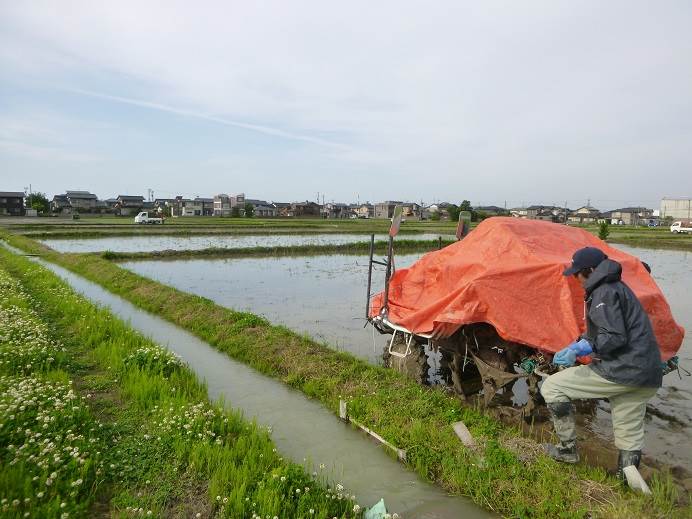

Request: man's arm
left=588, top=288, right=628, bottom=358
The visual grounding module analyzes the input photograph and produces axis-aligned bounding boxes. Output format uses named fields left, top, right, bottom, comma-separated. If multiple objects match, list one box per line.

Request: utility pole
left=564, top=200, right=568, bottom=224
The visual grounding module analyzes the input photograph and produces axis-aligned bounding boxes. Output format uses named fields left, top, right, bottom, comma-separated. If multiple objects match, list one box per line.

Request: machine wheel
left=383, top=335, right=428, bottom=384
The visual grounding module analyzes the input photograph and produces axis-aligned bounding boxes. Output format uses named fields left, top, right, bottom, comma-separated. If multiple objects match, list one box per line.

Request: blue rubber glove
left=553, top=348, right=577, bottom=366
left=553, top=339, right=593, bottom=366
left=568, top=338, right=593, bottom=357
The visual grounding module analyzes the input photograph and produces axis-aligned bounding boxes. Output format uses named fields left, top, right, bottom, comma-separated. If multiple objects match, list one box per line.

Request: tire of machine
left=382, top=335, right=428, bottom=384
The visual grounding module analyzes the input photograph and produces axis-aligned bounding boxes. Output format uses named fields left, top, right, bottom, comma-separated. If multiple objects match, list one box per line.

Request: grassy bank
left=0, top=246, right=362, bottom=518
left=3, top=232, right=688, bottom=518
left=99, top=239, right=455, bottom=261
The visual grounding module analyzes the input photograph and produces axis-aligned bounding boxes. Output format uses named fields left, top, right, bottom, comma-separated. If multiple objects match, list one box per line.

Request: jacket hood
left=584, top=259, right=622, bottom=296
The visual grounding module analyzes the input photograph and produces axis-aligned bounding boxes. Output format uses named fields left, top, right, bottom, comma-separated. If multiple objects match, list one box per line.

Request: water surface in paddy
left=31, top=257, right=488, bottom=519
left=42, top=233, right=451, bottom=253
left=123, top=245, right=692, bottom=474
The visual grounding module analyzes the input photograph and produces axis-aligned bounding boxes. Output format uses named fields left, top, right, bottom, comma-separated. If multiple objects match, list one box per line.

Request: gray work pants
left=540, top=365, right=658, bottom=451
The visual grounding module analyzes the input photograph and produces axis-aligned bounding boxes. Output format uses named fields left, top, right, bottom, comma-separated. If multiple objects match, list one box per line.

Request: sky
left=1, top=1, right=691, bottom=210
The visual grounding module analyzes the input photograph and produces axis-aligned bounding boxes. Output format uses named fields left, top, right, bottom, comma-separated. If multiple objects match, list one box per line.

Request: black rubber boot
left=616, top=450, right=642, bottom=482
left=542, top=401, right=579, bottom=464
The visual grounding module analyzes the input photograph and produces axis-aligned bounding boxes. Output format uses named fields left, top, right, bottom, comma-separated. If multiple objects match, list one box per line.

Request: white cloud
left=1, top=1, right=691, bottom=202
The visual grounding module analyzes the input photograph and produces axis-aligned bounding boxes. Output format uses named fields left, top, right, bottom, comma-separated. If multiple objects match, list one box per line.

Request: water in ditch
left=122, top=245, right=692, bottom=476
left=41, top=233, right=452, bottom=253
left=30, top=256, right=489, bottom=518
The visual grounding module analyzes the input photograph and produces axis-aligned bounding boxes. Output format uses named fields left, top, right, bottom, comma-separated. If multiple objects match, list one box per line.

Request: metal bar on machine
left=382, top=234, right=393, bottom=315
left=365, top=234, right=375, bottom=319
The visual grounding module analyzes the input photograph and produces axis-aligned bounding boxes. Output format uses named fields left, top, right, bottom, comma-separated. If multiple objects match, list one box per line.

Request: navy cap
left=563, top=247, right=607, bottom=276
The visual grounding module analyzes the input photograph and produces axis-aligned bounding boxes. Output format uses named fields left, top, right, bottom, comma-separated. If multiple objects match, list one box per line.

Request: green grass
left=0, top=247, right=362, bottom=518
left=99, top=238, right=455, bottom=261
left=3, top=231, right=688, bottom=518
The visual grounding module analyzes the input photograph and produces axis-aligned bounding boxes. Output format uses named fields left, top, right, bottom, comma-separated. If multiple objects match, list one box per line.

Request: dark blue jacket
left=583, top=259, right=662, bottom=388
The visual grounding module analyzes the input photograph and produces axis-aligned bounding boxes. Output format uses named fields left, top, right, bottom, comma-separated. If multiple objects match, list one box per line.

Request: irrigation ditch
left=1, top=230, right=690, bottom=518
left=0, top=246, right=366, bottom=519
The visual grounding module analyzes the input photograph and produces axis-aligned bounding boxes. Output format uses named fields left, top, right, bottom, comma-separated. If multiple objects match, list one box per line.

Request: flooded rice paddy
left=34, top=258, right=487, bottom=518
left=123, top=244, right=692, bottom=475
left=41, top=233, right=452, bottom=253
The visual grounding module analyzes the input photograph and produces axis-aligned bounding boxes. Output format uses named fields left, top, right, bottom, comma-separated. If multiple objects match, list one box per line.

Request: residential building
left=213, top=194, right=231, bottom=216
left=65, top=191, right=98, bottom=211
left=196, top=197, right=214, bottom=216
left=660, top=197, right=692, bottom=221
left=568, top=206, right=600, bottom=224
left=426, top=202, right=452, bottom=219
left=230, top=193, right=246, bottom=208
left=289, top=201, right=321, bottom=217
left=116, top=195, right=145, bottom=216
left=0, top=191, right=25, bottom=216
left=246, top=199, right=277, bottom=217
left=401, top=202, right=421, bottom=218
left=606, top=207, right=654, bottom=226
left=323, top=202, right=351, bottom=219
left=51, top=194, right=71, bottom=213
left=273, top=202, right=291, bottom=217
left=356, top=203, right=374, bottom=219
left=374, top=201, right=403, bottom=219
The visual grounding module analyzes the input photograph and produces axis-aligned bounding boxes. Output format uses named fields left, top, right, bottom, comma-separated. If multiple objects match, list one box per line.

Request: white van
left=670, top=221, right=692, bottom=234
left=134, top=211, right=164, bottom=224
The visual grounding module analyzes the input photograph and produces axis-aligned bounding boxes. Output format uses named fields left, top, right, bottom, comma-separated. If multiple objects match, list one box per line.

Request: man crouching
left=540, top=247, right=662, bottom=480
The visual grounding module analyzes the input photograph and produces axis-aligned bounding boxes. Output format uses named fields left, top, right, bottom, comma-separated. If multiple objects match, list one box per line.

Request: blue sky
left=1, top=1, right=691, bottom=209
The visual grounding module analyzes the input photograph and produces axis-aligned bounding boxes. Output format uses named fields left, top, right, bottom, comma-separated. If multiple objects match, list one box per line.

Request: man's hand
left=553, top=339, right=593, bottom=366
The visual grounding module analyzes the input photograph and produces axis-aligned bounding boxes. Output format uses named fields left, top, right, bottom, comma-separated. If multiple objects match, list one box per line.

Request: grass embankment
left=3, top=232, right=688, bottom=518
left=3, top=217, right=458, bottom=239
left=0, top=247, right=362, bottom=518
left=576, top=224, right=692, bottom=251
left=100, top=239, right=455, bottom=261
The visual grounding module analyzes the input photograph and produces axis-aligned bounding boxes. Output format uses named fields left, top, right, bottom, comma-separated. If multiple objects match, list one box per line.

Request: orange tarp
left=370, top=217, right=684, bottom=360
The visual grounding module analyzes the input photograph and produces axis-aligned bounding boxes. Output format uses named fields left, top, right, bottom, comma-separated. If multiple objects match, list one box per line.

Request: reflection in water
left=42, top=233, right=452, bottom=253
left=124, top=245, right=692, bottom=472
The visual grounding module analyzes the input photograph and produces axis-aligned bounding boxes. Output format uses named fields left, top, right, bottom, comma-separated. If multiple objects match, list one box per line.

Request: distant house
left=230, top=193, right=246, bottom=208
left=65, top=191, right=97, bottom=211
left=246, top=199, right=277, bottom=217
left=401, top=202, right=421, bottom=218
left=323, top=202, right=351, bottom=219
left=196, top=197, right=214, bottom=216
left=0, top=191, right=25, bottom=216
left=356, top=203, right=374, bottom=219
left=273, top=202, right=291, bottom=217
left=51, top=194, right=70, bottom=213
left=525, top=205, right=565, bottom=223
left=51, top=190, right=98, bottom=213
left=660, top=197, right=691, bottom=221
left=568, top=206, right=600, bottom=224
left=116, top=195, right=145, bottom=216
left=374, top=201, right=403, bottom=219
left=289, top=201, right=321, bottom=217
left=605, top=207, right=653, bottom=226
left=213, top=194, right=231, bottom=217
left=426, top=202, right=452, bottom=219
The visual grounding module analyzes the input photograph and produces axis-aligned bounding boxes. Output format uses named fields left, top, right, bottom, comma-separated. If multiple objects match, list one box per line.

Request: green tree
left=244, top=202, right=255, bottom=218
left=430, top=211, right=441, bottom=221
left=447, top=204, right=460, bottom=222
left=230, top=206, right=241, bottom=218
left=26, top=192, right=50, bottom=213
left=458, top=200, right=480, bottom=221
left=598, top=220, right=610, bottom=241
